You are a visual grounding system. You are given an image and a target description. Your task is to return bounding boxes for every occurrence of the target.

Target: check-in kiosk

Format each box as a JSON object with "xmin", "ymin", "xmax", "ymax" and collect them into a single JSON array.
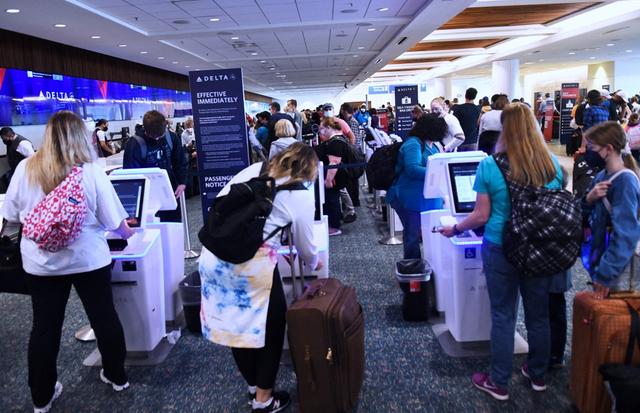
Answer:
[
  {"xmin": 110, "ymin": 168, "xmax": 184, "ymax": 325},
  {"xmin": 421, "ymin": 152, "xmax": 528, "ymax": 356}
]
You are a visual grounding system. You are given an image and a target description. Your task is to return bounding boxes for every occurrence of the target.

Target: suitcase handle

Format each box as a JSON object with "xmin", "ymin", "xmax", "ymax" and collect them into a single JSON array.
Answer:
[{"xmin": 286, "ymin": 226, "xmax": 306, "ymax": 300}]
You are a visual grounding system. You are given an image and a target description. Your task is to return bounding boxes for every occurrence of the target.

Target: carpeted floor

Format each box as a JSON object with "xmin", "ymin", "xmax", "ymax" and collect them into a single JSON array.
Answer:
[{"xmin": 1, "ymin": 168, "xmax": 587, "ymax": 412}]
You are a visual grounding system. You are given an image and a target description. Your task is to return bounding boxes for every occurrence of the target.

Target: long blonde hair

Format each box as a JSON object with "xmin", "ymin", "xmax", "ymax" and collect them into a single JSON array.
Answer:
[
  {"xmin": 266, "ymin": 142, "xmax": 318, "ymax": 185},
  {"xmin": 495, "ymin": 103, "xmax": 557, "ymax": 186},
  {"xmin": 26, "ymin": 111, "xmax": 94, "ymax": 194}
]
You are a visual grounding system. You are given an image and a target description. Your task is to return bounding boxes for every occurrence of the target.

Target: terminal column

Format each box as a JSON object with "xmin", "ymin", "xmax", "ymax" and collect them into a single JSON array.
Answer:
[
  {"xmin": 492, "ymin": 59, "xmax": 520, "ymax": 99},
  {"xmin": 432, "ymin": 77, "xmax": 453, "ymax": 101}
]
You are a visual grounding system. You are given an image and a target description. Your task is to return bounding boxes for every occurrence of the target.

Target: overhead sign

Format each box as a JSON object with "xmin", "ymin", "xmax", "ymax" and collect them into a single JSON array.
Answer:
[
  {"xmin": 189, "ymin": 68, "xmax": 250, "ymax": 223},
  {"xmin": 560, "ymin": 83, "xmax": 579, "ymax": 145},
  {"xmin": 394, "ymin": 85, "xmax": 418, "ymax": 139}
]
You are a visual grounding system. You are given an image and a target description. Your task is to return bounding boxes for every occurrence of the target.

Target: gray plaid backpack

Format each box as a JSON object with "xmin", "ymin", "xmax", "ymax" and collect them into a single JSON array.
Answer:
[{"xmin": 493, "ymin": 154, "xmax": 582, "ymax": 277}]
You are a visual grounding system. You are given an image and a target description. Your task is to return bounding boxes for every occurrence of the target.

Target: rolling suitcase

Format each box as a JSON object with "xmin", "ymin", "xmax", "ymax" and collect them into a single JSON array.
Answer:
[
  {"xmin": 571, "ymin": 286, "xmax": 640, "ymax": 413},
  {"xmin": 285, "ymin": 228, "xmax": 365, "ymax": 413}
]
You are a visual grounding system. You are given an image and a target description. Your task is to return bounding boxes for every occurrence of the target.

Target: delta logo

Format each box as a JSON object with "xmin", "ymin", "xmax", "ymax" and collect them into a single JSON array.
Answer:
[{"xmin": 196, "ymin": 73, "xmax": 236, "ymax": 83}]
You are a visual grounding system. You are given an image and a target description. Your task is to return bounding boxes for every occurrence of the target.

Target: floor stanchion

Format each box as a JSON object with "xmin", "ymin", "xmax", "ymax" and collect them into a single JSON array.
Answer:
[
  {"xmin": 180, "ymin": 191, "xmax": 200, "ymax": 259},
  {"xmin": 379, "ymin": 205, "xmax": 403, "ymax": 245}
]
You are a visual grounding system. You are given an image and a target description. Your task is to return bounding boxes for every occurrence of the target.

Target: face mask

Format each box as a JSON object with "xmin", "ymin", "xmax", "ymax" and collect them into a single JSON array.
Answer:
[
  {"xmin": 324, "ymin": 111, "xmax": 334, "ymax": 118},
  {"xmin": 431, "ymin": 107, "xmax": 443, "ymax": 116},
  {"xmin": 584, "ymin": 148, "xmax": 606, "ymax": 169},
  {"xmin": 103, "ymin": 127, "xmax": 109, "ymax": 132},
  {"xmin": 360, "ymin": 108, "xmax": 366, "ymax": 113},
  {"xmin": 2, "ymin": 138, "xmax": 10, "ymax": 146}
]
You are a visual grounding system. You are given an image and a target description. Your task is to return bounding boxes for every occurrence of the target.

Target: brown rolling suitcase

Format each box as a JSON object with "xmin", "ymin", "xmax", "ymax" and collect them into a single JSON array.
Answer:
[
  {"xmin": 571, "ymin": 291, "xmax": 640, "ymax": 413},
  {"xmin": 284, "ymin": 228, "xmax": 365, "ymax": 413}
]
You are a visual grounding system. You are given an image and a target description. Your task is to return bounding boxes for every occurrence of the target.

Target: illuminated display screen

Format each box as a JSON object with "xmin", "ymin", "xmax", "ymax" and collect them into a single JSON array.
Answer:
[{"xmin": 0, "ymin": 67, "xmax": 192, "ymax": 125}]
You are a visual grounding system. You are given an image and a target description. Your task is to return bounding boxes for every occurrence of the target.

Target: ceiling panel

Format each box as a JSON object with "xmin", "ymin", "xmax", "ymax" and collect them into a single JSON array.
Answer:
[
  {"xmin": 391, "ymin": 56, "xmax": 458, "ymax": 65},
  {"xmin": 397, "ymin": 0, "xmax": 429, "ymax": 17},
  {"xmin": 298, "ymin": 2, "xmax": 332, "ymax": 22},
  {"xmin": 275, "ymin": 31, "xmax": 308, "ymax": 55},
  {"xmin": 441, "ymin": 2, "xmax": 600, "ymax": 30},
  {"xmin": 409, "ymin": 38, "xmax": 504, "ymax": 52}
]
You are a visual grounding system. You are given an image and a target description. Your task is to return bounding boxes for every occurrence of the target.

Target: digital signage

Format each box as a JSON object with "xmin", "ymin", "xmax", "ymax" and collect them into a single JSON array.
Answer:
[{"xmin": 0, "ymin": 67, "xmax": 192, "ymax": 126}]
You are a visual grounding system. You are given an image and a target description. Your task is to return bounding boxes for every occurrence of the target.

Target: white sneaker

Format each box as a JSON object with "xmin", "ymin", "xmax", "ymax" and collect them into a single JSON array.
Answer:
[
  {"xmin": 100, "ymin": 369, "xmax": 130, "ymax": 392},
  {"xmin": 34, "ymin": 381, "xmax": 63, "ymax": 413}
]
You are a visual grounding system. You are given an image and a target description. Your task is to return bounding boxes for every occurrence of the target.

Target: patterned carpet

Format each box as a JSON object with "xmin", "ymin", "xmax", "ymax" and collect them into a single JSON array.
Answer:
[{"xmin": 0, "ymin": 168, "xmax": 588, "ymax": 412}]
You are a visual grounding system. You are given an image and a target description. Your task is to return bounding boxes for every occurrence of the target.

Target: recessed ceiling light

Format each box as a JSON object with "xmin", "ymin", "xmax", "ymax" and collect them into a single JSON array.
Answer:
[
  {"xmin": 377, "ymin": 7, "xmax": 389, "ymax": 12},
  {"xmin": 276, "ymin": 72, "xmax": 280, "ymax": 75},
  {"xmin": 269, "ymin": 67, "xmax": 275, "ymax": 70},
  {"xmin": 118, "ymin": 44, "xmax": 127, "ymax": 47},
  {"xmin": 538, "ymin": 58, "xmax": 544, "ymax": 62},
  {"xmin": 5, "ymin": 9, "xmax": 20, "ymax": 13},
  {"xmin": 140, "ymin": 51, "xmax": 148, "ymax": 54},
  {"xmin": 53, "ymin": 24, "xmax": 66, "ymax": 28},
  {"xmin": 158, "ymin": 56, "xmax": 165, "ymax": 59},
  {"xmin": 260, "ymin": 60, "xmax": 266, "ymax": 63},
  {"xmin": 353, "ymin": 55, "xmax": 359, "ymax": 57},
  {"xmin": 367, "ymin": 28, "xmax": 376, "ymax": 32},
  {"xmin": 91, "ymin": 35, "xmax": 101, "ymax": 39},
  {"xmin": 589, "ymin": 56, "xmax": 596, "ymax": 59},
  {"xmin": 209, "ymin": 17, "xmax": 220, "ymax": 22},
  {"xmin": 172, "ymin": 61, "xmax": 179, "ymax": 64},
  {"xmin": 357, "ymin": 46, "xmax": 365, "ymax": 50},
  {"xmin": 250, "ymin": 52, "xmax": 258, "ymax": 56},
  {"xmin": 568, "ymin": 51, "xmax": 576, "ymax": 55},
  {"xmin": 607, "ymin": 43, "xmax": 615, "ymax": 47},
  {"xmin": 231, "ymin": 36, "xmax": 239, "ymax": 40},
  {"xmin": 185, "ymin": 65, "xmax": 190, "ymax": 68},
  {"xmin": 524, "ymin": 62, "xmax": 534, "ymax": 65},
  {"xmin": 626, "ymin": 49, "xmax": 633, "ymax": 53}
]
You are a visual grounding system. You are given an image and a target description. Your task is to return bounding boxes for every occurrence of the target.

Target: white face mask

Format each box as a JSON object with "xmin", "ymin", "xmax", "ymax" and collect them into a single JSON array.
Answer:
[
  {"xmin": 324, "ymin": 110, "xmax": 334, "ymax": 118},
  {"xmin": 360, "ymin": 108, "xmax": 366, "ymax": 113}
]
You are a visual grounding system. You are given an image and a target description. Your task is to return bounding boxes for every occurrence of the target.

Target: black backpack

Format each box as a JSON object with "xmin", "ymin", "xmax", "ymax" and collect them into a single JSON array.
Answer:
[
  {"xmin": 198, "ymin": 172, "xmax": 306, "ymax": 264},
  {"xmin": 320, "ymin": 135, "xmax": 365, "ymax": 180},
  {"xmin": 493, "ymin": 154, "xmax": 582, "ymax": 277},
  {"xmin": 366, "ymin": 141, "xmax": 403, "ymax": 190}
]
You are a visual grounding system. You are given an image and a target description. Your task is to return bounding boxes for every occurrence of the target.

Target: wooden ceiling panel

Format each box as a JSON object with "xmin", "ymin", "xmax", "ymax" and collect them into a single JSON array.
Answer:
[
  {"xmin": 441, "ymin": 2, "xmax": 601, "ymax": 30},
  {"xmin": 391, "ymin": 57, "xmax": 458, "ymax": 65},
  {"xmin": 409, "ymin": 38, "xmax": 504, "ymax": 52},
  {"xmin": 380, "ymin": 67, "xmax": 433, "ymax": 72}
]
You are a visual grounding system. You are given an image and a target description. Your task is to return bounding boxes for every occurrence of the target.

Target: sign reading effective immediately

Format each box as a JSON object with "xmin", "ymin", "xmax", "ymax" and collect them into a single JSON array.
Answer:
[
  {"xmin": 394, "ymin": 85, "xmax": 418, "ymax": 139},
  {"xmin": 189, "ymin": 68, "xmax": 250, "ymax": 223},
  {"xmin": 560, "ymin": 83, "xmax": 579, "ymax": 145}
]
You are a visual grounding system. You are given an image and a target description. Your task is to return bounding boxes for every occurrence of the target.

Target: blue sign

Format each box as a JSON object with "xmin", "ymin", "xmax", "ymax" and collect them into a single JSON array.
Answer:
[
  {"xmin": 394, "ymin": 85, "xmax": 418, "ymax": 139},
  {"xmin": 464, "ymin": 248, "xmax": 476, "ymax": 259},
  {"xmin": 368, "ymin": 85, "xmax": 389, "ymax": 95},
  {"xmin": 0, "ymin": 67, "xmax": 191, "ymax": 126},
  {"xmin": 188, "ymin": 68, "xmax": 250, "ymax": 222}
]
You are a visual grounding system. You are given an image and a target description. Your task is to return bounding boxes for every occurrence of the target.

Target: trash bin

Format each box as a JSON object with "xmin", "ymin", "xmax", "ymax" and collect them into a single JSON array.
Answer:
[
  {"xmin": 179, "ymin": 271, "xmax": 202, "ymax": 334},
  {"xmin": 396, "ymin": 259, "xmax": 434, "ymax": 321}
]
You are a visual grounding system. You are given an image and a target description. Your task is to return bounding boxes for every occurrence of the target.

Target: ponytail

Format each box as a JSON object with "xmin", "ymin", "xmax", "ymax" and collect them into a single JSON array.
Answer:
[{"xmin": 622, "ymin": 153, "xmax": 640, "ymax": 177}]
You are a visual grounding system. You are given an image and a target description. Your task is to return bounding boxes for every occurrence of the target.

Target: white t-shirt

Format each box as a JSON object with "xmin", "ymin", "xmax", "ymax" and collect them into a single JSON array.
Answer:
[
  {"xmin": 16, "ymin": 140, "xmax": 35, "ymax": 158},
  {"xmin": 479, "ymin": 110, "xmax": 503, "ymax": 134},
  {"xmin": 442, "ymin": 113, "xmax": 465, "ymax": 151},
  {"xmin": 1, "ymin": 161, "xmax": 127, "ymax": 276},
  {"xmin": 181, "ymin": 128, "xmax": 194, "ymax": 146},
  {"xmin": 96, "ymin": 129, "xmax": 108, "ymax": 143},
  {"xmin": 217, "ymin": 162, "xmax": 319, "ymax": 269}
]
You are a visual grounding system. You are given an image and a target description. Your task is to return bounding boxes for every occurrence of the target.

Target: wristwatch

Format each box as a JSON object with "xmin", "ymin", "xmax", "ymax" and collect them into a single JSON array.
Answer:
[{"xmin": 453, "ymin": 224, "xmax": 462, "ymax": 236}]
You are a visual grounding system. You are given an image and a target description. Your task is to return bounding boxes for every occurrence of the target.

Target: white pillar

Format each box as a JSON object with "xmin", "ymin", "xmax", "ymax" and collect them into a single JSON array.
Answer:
[
  {"xmin": 492, "ymin": 59, "xmax": 520, "ymax": 100},
  {"xmin": 433, "ymin": 78, "xmax": 447, "ymax": 99},
  {"xmin": 445, "ymin": 77, "xmax": 453, "ymax": 100}
]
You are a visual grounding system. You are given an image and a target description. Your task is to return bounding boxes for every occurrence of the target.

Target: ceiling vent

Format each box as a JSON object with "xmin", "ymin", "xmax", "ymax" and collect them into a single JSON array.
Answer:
[
  {"xmin": 232, "ymin": 42, "xmax": 258, "ymax": 49},
  {"xmin": 172, "ymin": 19, "xmax": 190, "ymax": 25},
  {"xmin": 341, "ymin": 9, "xmax": 358, "ymax": 14},
  {"xmin": 356, "ymin": 22, "xmax": 372, "ymax": 27}
]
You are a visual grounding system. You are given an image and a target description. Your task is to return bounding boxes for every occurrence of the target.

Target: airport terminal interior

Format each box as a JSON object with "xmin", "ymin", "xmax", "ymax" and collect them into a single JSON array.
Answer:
[{"xmin": 1, "ymin": 0, "xmax": 640, "ymax": 412}]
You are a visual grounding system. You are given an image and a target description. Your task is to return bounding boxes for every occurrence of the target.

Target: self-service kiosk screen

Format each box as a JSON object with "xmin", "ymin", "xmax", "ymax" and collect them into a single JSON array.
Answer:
[
  {"xmin": 448, "ymin": 162, "xmax": 479, "ymax": 214},
  {"xmin": 111, "ymin": 179, "xmax": 145, "ymax": 228}
]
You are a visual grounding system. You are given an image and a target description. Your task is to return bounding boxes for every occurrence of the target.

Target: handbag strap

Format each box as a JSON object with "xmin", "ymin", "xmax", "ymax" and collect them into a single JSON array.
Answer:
[{"xmin": 623, "ymin": 302, "xmax": 640, "ymax": 365}]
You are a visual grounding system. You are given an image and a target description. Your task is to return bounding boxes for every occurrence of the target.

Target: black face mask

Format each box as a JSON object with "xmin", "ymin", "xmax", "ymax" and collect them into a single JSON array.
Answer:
[
  {"xmin": 2, "ymin": 138, "xmax": 10, "ymax": 146},
  {"xmin": 584, "ymin": 148, "xmax": 606, "ymax": 169}
]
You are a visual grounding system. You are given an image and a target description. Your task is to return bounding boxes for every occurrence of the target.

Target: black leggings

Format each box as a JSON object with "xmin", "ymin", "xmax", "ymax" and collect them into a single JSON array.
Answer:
[
  {"xmin": 232, "ymin": 268, "xmax": 287, "ymax": 389},
  {"xmin": 26, "ymin": 266, "xmax": 127, "ymax": 407}
]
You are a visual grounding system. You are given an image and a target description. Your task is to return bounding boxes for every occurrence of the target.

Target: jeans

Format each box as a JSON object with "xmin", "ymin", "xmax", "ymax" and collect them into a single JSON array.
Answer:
[
  {"xmin": 232, "ymin": 268, "xmax": 286, "ymax": 389},
  {"xmin": 549, "ymin": 292, "xmax": 567, "ymax": 365},
  {"xmin": 27, "ymin": 266, "xmax": 127, "ymax": 407},
  {"xmin": 340, "ymin": 188, "xmax": 355, "ymax": 216},
  {"xmin": 393, "ymin": 203, "xmax": 422, "ymax": 259},
  {"xmin": 325, "ymin": 187, "xmax": 342, "ymax": 229},
  {"xmin": 482, "ymin": 240, "xmax": 552, "ymax": 389}
]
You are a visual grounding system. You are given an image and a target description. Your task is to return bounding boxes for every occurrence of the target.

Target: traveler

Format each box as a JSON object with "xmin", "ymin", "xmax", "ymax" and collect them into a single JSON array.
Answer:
[
  {"xmin": 625, "ymin": 113, "xmax": 640, "ymax": 161},
  {"xmin": 480, "ymin": 97, "xmax": 491, "ymax": 114},
  {"xmin": 478, "ymin": 95, "xmax": 509, "ymax": 154},
  {"xmin": 319, "ymin": 103, "xmax": 355, "ymax": 144},
  {"xmin": 266, "ymin": 102, "xmax": 297, "ymax": 153},
  {"xmin": 452, "ymin": 87, "xmax": 481, "ymax": 151},
  {"xmin": 318, "ymin": 117, "xmax": 352, "ymax": 235},
  {"xmin": 92, "ymin": 119, "xmax": 114, "ymax": 157},
  {"xmin": 582, "ymin": 121, "xmax": 640, "ymax": 294},
  {"xmin": 199, "ymin": 143, "xmax": 321, "ymax": 413},
  {"xmin": 440, "ymin": 103, "xmax": 565, "ymax": 400},
  {"xmin": 354, "ymin": 104, "xmax": 371, "ymax": 127},
  {"xmin": 386, "ymin": 113, "xmax": 447, "ymax": 259},
  {"xmin": 122, "ymin": 110, "xmax": 188, "ymax": 222},
  {"xmin": 387, "ymin": 105, "xmax": 396, "ymax": 133},
  {"xmin": 369, "ymin": 108, "xmax": 380, "ymax": 129},
  {"xmin": 181, "ymin": 118, "xmax": 195, "ymax": 146},
  {"xmin": 631, "ymin": 95, "xmax": 640, "ymax": 114},
  {"xmin": 255, "ymin": 111, "xmax": 271, "ymax": 147},
  {"xmin": 411, "ymin": 105, "xmax": 425, "ymax": 122},
  {"xmin": 431, "ymin": 97, "xmax": 465, "ymax": 152},
  {"xmin": 0, "ymin": 126, "xmax": 35, "ymax": 180},
  {"xmin": 339, "ymin": 103, "xmax": 363, "ymax": 151},
  {"xmin": 583, "ymin": 90, "xmax": 609, "ymax": 132},
  {"xmin": 609, "ymin": 90, "xmax": 631, "ymax": 123},
  {"xmin": 339, "ymin": 103, "xmax": 364, "ymax": 212},
  {"xmin": 1, "ymin": 111, "xmax": 134, "ymax": 412},
  {"xmin": 286, "ymin": 99, "xmax": 303, "ymax": 141},
  {"xmin": 269, "ymin": 119, "xmax": 297, "ymax": 160}
]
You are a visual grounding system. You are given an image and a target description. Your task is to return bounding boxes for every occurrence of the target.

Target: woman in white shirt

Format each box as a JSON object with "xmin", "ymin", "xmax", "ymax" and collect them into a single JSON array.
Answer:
[
  {"xmin": 199, "ymin": 143, "xmax": 322, "ymax": 413},
  {"xmin": 1, "ymin": 111, "xmax": 134, "ymax": 413},
  {"xmin": 268, "ymin": 119, "xmax": 298, "ymax": 160},
  {"xmin": 478, "ymin": 95, "xmax": 508, "ymax": 154}
]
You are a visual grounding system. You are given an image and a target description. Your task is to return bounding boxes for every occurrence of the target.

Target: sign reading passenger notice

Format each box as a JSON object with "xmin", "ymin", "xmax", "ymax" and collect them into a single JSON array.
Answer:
[
  {"xmin": 394, "ymin": 85, "xmax": 418, "ymax": 139},
  {"xmin": 560, "ymin": 83, "xmax": 579, "ymax": 145},
  {"xmin": 189, "ymin": 68, "xmax": 249, "ymax": 223}
]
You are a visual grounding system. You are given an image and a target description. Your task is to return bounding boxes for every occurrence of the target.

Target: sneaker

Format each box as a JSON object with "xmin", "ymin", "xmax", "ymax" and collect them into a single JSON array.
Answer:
[
  {"xmin": 328, "ymin": 228, "xmax": 342, "ymax": 236},
  {"xmin": 472, "ymin": 372, "xmax": 509, "ymax": 401},
  {"xmin": 100, "ymin": 369, "xmax": 130, "ymax": 392},
  {"xmin": 521, "ymin": 364, "xmax": 547, "ymax": 391},
  {"xmin": 252, "ymin": 391, "xmax": 291, "ymax": 413},
  {"xmin": 34, "ymin": 382, "xmax": 63, "ymax": 413},
  {"xmin": 343, "ymin": 213, "xmax": 357, "ymax": 224}
]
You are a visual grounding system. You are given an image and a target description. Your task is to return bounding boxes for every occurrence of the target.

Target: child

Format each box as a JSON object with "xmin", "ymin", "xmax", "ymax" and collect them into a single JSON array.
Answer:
[{"xmin": 624, "ymin": 113, "xmax": 640, "ymax": 162}]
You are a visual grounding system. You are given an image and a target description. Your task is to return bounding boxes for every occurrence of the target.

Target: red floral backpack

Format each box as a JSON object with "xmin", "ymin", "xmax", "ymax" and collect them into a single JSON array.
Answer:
[{"xmin": 22, "ymin": 165, "xmax": 88, "ymax": 252}]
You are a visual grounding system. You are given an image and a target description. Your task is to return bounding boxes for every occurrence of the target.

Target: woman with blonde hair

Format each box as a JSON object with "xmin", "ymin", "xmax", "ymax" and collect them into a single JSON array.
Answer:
[
  {"xmin": 269, "ymin": 118, "xmax": 297, "ymax": 160},
  {"xmin": 1, "ymin": 111, "xmax": 134, "ymax": 412},
  {"xmin": 440, "ymin": 103, "xmax": 564, "ymax": 400},
  {"xmin": 199, "ymin": 143, "xmax": 322, "ymax": 413}
]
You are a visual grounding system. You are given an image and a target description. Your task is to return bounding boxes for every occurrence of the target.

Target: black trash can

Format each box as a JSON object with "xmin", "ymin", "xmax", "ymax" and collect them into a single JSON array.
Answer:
[
  {"xmin": 179, "ymin": 271, "xmax": 202, "ymax": 334},
  {"xmin": 396, "ymin": 259, "xmax": 434, "ymax": 321}
]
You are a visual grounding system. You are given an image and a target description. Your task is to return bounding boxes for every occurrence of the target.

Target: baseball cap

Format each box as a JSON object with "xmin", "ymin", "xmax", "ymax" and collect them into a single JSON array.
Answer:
[
  {"xmin": 322, "ymin": 103, "xmax": 334, "ymax": 111},
  {"xmin": 614, "ymin": 90, "xmax": 628, "ymax": 101},
  {"xmin": 600, "ymin": 89, "xmax": 611, "ymax": 98}
]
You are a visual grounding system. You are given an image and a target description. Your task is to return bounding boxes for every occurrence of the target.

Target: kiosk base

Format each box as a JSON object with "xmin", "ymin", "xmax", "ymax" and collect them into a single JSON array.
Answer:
[
  {"xmin": 83, "ymin": 338, "xmax": 176, "ymax": 367},
  {"xmin": 431, "ymin": 321, "xmax": 529, "ymax": 358}
]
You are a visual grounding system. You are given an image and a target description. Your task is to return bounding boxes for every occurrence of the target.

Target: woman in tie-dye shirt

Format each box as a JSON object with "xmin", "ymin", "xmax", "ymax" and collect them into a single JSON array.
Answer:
[{"xmin": 199, "ymin": 143, "xmax": 322, "ymax": 412}]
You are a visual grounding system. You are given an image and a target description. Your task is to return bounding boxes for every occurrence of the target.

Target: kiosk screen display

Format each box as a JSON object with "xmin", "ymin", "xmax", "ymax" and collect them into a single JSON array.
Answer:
[
  {"xmin": 111, "ymin": 179, "xmax": 145, "ymax": 228},
  {"xmin": 448, "ymin": 162, "xmax": 479, "ymax": 214}
]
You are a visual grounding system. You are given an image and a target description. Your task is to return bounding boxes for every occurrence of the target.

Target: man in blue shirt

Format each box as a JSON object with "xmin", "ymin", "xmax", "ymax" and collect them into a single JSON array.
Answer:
[{"xmin": 583, "ymin": 90, "xmax": 610, "ymax": 131}]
